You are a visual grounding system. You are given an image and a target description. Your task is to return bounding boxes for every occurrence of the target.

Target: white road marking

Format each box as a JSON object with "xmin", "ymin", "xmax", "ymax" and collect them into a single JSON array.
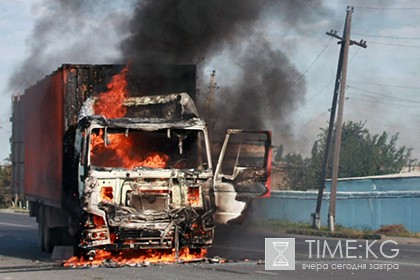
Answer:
[
  {"xmin": 0, "ymin": 222, "xmax": 34, "ymax": 228},
  {"xmin": 212, "ymin": 245, "xmax": 265, "ymax": 253},
  {"xmin": 255, "ymin": 271, "xmax": 278, "ymax": 275}
]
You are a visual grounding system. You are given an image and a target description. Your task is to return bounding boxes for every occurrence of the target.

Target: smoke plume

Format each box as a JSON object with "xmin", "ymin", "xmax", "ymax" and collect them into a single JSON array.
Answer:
[
  {"xmin": 8, "ymin": 0, "xmax": 131, "ymax": 91},
  {"xmin": 120, "ymin": 0, "xmax": 327, "ymax": 143},
  {"xmin": 11, "ymin": 0, "xmax": 328, "ymax": 149},
  {"xmin": 120, "ymin": 0, "xmax": 263, "ymax": 64}
]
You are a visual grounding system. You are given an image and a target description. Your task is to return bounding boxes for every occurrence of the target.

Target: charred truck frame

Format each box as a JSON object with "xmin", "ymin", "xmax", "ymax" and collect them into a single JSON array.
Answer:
[{"xmin": 11, "ymin": 64, "xmax": 271, "ymax": 256}]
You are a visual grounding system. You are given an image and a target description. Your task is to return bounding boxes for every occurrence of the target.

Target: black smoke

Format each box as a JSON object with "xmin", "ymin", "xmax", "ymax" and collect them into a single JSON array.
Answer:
[
  {"xmin": 216, "ymin": 36, "xmax": 305, "ymax": 139},
  {"xmin": 120, "ymin": 0, "xmax": 327, "ymax": 142},
  {"xmin": 10, "ymin": 0, "xmax": 328, "ymax": 148},
  {"xmin": 120, "ymin": 0, "xmax": 264, "ymax": 64}
]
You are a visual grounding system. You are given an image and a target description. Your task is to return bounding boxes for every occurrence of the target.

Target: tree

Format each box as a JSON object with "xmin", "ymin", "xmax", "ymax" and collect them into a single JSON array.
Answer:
[
  {"xmin": 0, "ymin": 162, "xmax": 12, "ymax": 208},
  {"xmin": 280, "ymin": 121, "xmax": 416, "ymax": 190},
  {"xmin": 276, "ymin": 147, "xmax": 320, "ymax": 191},
  {"xmin": 282, "ymin": 152, "xmax": 311, "ymax": 190},
  {"xmin": 312, "ymin": 121, "xmax": 415, "ymax": 181}
]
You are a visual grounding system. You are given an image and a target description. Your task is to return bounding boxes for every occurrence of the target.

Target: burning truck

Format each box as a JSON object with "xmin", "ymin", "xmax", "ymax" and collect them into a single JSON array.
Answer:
[{"xmin": 11, "ymin": 64, "xmax": 271, "ymax": 260}]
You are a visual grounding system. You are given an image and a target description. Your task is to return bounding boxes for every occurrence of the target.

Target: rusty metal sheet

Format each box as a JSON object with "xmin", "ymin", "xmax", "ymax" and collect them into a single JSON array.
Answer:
[
  {"xmin": 23, "ymin": 69, "xmax": 64, "ymax": 207},
  {"xmin": 11, "ymin": 95, "xmax": 25, "ymax": 196}
]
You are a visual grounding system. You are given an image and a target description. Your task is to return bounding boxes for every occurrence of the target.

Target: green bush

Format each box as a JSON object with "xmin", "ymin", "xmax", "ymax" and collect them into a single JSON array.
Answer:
[{"xmin": 0, "ymin": 163, "xmax": 12, "ymax": 208}]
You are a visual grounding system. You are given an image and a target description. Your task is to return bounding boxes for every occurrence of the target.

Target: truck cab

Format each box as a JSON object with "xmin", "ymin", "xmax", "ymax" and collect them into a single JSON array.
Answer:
[
  {"xmin": 76, "ymin": 116, "xmax": 215, "ymax": 253},
  {"xmin": 70, "ymin": 93, "xmax": 271, "ymax": 256}
]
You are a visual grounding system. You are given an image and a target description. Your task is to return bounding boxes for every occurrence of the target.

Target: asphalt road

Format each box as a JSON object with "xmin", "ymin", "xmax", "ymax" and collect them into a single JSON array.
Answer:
[{"xmin": 1, "ymin": 210, "xmax": 420, "ymax": 280}]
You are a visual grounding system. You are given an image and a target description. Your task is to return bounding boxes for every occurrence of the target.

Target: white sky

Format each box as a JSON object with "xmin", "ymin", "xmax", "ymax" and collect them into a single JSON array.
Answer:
[
  {"xmin": 0, "ymin": 1, "xmax": 36, "ymax": 163},
  {"xmin": 1, "ymin": 0, "xmax": 420, "ymax": 163},
  {"xmin": 290, "ymin": 2, "xmax": 420, "ymax": 159}
]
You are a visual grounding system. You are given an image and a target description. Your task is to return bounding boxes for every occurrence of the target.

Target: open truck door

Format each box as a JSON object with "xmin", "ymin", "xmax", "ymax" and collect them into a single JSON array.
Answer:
[{"xmin": 213, "ymin": 129, "xmax": 272, "ymax": 224}]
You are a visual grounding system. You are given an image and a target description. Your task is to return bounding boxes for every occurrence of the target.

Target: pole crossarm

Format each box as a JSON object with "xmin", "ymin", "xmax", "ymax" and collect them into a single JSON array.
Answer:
[{"xmin": 326, "ymin": 30, "xmax": 367, "ymax": 48}]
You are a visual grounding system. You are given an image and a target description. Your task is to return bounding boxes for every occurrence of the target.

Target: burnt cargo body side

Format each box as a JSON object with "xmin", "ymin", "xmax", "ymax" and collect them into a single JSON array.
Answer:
[{"xmin": 17, "ymin": 65, "xmax": 124, "ymax": 208}]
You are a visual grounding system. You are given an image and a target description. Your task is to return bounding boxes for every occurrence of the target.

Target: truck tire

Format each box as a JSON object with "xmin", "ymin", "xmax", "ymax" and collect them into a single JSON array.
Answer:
[
  {"xmin": 38, "ymin": 209, "xmax": 45, "ymax": 251},
  {"xmin": 39, "ymin": 205, "xmax": 57, "ymax": 253},
  {"xmin": 40, "ymin": 205, "xmax": 52, "ymax": 252},
  {"xmin": 43, "ymin": 220, "xmax": 54, "ymax": 253}
]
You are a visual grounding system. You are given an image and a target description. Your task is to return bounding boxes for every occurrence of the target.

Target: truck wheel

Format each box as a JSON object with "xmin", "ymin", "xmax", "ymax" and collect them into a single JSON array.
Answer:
[
  {"xmin": 43, "ymin": 221, "xmax": 54, "ymax": 253},
  {"xmin": 39, "ymin": 205, "xmax": 55, "ymax": 253},
  {"xmin": 38, "ymin": 211, "xmax": 45, "ymax": 251}
]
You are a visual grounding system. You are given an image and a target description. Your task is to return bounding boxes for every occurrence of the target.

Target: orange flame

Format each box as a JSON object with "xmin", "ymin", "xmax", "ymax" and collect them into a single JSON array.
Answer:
[
  {"xmin": 187, "ymin": 187, "xmax": 200, "ymax": 206},
  {"xmin": 63, "ymin": 248, "xmax": 207, "ymax": 267},
  {"xmin": 100, "ymin": 187, "xmax": 114, "ymax": 203},
  {"xmin": 90, "ymin": 130, "xmax": 169, "ymax": 169},
  {"xmin": 90, "ymin": 67, "xmax": 169, "ymax": 169},
  {"xmin": 94, "ymin": 67, "xmax": 128, "ymax": 118}
]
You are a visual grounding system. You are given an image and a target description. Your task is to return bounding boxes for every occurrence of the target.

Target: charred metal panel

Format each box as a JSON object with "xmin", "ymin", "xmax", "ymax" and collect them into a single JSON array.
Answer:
[
  {"xmin": 63, "ymin": 64, "xmax": 124, "ymax": 131},
  {"xmin": 23, "ymin": 70, "xmax": 64, "ymax": 207},
  {"xmin": 11, "ymin": 95, "xmax": 25, "ymax": 197},
  {"xmin": 62, "ymin": 64, "xmax": 196, "ymax": 130},
  {"xmin": 124, "ymin": 93, "xmax": 200, "ymax": 120},
  {"xmin": 127, "ymin": 64, "xmax": 197, "ymax": 100}
]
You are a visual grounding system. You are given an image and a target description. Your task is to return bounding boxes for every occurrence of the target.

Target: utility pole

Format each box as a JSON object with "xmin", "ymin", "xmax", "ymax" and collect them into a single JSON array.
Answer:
[
  {"xmin": 312, "ymin": 6, "xmax": 366, "ymax": 231},
  {"xmin": 312, "ymin": 31, "xmax": 344, "ymax": 229},
  {"xmin": 328, "ymin": 6, "xmax": 367, "ymax": 232}
]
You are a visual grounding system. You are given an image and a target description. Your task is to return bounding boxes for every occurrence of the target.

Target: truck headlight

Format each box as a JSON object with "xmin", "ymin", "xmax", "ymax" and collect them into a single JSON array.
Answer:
[
  {"xmin": 100, "ymin": 186, "xmax": 114, "ymax": 203},
  {"xmin": 187, "ymin": 186, "xmax": 201, "ymax": 207}
]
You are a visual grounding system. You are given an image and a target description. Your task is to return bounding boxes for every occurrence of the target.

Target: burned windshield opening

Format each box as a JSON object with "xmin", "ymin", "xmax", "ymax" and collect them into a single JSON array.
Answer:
[{"xmin": 89, "ymin": 127, "xmax": 207, "ymax": 170}]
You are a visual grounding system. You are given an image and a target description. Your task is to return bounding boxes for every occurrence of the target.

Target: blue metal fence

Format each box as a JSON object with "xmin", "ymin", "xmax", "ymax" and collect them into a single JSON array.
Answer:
[{"xmin": 250, "ymin": 174, "xmax": 420, "ymax": 232}]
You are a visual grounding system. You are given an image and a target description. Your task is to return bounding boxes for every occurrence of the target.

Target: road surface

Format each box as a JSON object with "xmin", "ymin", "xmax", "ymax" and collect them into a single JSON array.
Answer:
[{"xmin": 1, "ymin": 210, "xmax": 420, "ymax": 279}]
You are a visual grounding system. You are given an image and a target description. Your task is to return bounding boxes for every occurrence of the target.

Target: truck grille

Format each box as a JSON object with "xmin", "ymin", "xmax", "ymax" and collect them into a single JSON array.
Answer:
[
  {"xmin": 120, "ymin": 229, "xmax": 162, "ymax": 239},
  {"xmin": 119, "ymin": 228, "xmax": 174, "ymax": 249},
  {"xmin": 129, "ymin": 193, "xmax": 169, "ymax": 211}
]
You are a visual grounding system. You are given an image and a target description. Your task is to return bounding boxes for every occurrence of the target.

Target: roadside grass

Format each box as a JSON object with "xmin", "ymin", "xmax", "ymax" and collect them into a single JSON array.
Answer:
[{"xmin": 250, "ymin": 219, "xmax": 420, "ymax": 239}]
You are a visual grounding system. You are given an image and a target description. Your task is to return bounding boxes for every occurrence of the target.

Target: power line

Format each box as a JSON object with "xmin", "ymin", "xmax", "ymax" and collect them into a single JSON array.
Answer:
[
  {"xmin": 345, "ymin": 106, "xmax": 420, "ymax": 145},
  {"xmin": 301, "ymin": 110, "xmax": 329, "ymax": 128},
  {"xmin": 349, "ymin": 47, "xmax": 361, "ymax": 62},
  {"xmin": 347, "ymin": 85, "xmax": 420, "ymax": 103},
  {"xmin": 348, "ymin": 96, "xmax": 420, "ymax": 108},
  {"xmin": 352, "ymin": 33, "xmax": 420, "ymax": 40},
  {"xmin": 348, "ymin": 80, "xmax": 420, "ymax": 90},
  {"xmin": 284, "ymin": 78, "xmax": 335, "ymax": 129},
  {"xmin": 368, "ymin": 40, "xmax": 420, "ymax": 48},
  {"xmin": 348, "ymin": 93, "xmax": 420, "ymax": 108},
  {"xmin": 269, "ymin": 37, "xmax": 335, "ymax": 121},
  {"xmin": 286, "ymin": 37, "xmax": 334, "ymax": 90},
  {"xmin": 353, "ymin": 6, "xmax": 420, "ymax": 10},
  {"xmin": 303, "ymin": 77, "xmax": 335, "ymax": 106},
  {"xmin": 346, "ymin": 105, "xmax": 419, "ymax": 130}
]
